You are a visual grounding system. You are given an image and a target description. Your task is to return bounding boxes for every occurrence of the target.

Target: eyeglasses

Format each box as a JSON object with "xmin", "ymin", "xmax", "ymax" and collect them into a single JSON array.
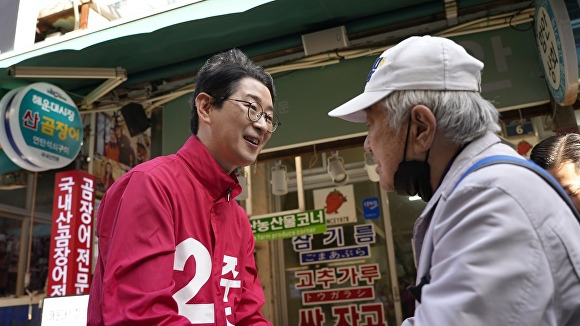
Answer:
[{"xmin": 225, "ymin": 98, "xmax": 281, "ymax": 133}]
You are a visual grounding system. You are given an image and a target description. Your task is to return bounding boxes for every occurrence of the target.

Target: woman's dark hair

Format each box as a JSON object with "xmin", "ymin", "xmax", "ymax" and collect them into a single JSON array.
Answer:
[
  {"xmin": 189, "ymin": 48, "xmax": 275, "ymax": 135},
  {"xmin": 530, "ymin": 133, "xmax": 580, "ymax": 172}
]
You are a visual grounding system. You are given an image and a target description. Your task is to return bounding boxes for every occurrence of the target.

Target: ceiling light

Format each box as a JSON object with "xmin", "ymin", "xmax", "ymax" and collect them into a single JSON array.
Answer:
[
  {"xmin": 271, "ymin": 160, "xmax": 288, "ymax": 196},
  {"xmin": 8, "ymin": 66, "xmax": 121, "ymax": 79},
  {"xmin": 327, "ymin": 151, "xmax": 349, "ymax": 185},
  {"xmin": 8, "ymin": 65, "xmax": 128, "ymax": 109},
  {"xmin": 364, "ymin": 152, "xmax": 380, "ymax": 182}
]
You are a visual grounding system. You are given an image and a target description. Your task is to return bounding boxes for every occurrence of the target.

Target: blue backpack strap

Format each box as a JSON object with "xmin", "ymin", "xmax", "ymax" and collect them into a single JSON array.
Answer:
[{"xmin": 453, "ymin": 155, "xmax": 580, "ymax": 223}]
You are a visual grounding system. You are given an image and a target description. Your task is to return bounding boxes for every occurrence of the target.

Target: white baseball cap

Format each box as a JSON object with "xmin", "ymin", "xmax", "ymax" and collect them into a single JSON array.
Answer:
[{"xmin": 328, "ymin": 35, "xmax": 484, "ymax": 122}]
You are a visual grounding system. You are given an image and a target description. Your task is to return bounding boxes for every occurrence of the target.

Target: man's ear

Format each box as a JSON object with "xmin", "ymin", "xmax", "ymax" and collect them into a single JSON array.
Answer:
[
  {"xmin": 196, "ymin": 92, "xmax": 213, "ymax": 125},
  {"xmin": 410, "ymin": 105, "xmax": 436, "ymax": 152}
]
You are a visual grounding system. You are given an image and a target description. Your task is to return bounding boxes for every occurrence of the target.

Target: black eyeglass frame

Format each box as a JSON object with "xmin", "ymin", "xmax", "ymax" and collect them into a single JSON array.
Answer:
[{"xmin": 224, "ymin": 98, "xmax": 281, "ymax": 133}]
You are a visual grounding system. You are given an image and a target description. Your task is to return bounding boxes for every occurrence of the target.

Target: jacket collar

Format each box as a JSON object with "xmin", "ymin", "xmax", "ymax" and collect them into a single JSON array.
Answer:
[
  {"xmin": 412, "ymin": 132, "xmax": 504, "ymax": 263},
  {"xmin": 177, "ymin": 136, "xmax": 242, "ymax": 200},
  {"xmin": 421, "ymin": 132, "xmax": 503, "ymax": 215}
]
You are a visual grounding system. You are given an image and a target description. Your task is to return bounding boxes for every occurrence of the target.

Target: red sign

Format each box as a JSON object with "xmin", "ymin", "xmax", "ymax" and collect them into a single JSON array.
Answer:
[{"xmin": 47, "ymin": 170, "xmax": 95, "ymax": 297}]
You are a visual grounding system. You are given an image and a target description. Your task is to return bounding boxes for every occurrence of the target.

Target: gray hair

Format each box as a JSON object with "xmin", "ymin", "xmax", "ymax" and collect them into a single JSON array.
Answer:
[{"xmin": 380, "ymin": 90, "xmax": 500, "ymax": 145}]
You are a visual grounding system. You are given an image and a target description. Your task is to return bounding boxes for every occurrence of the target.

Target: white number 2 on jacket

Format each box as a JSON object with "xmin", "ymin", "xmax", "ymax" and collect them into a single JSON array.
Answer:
[{"xmin": 173, "ymin": 238, "xmax": 214, "ymax": 323}]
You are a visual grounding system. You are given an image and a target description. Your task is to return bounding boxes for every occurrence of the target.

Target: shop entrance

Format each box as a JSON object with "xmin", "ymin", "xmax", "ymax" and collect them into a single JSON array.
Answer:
[{"xmin": 242, "ymin": 145, "xmax": 426, "ymax": 325}]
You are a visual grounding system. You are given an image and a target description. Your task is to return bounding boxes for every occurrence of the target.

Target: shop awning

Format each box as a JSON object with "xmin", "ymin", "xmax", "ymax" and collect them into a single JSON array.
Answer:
[
  {"xmin": 0, "ymin": 0, "xmax": 538, "ymax": 109},
  {"xmin": 0, "ymin": 0, "xmax": 275, "ymax": 92},
  {"xmin": 0, "ymin": 0, "xmax": 275, "ymax": 68},
  {"xmin": 0, "ymin": 0, "xmax": 451, "ymax": 97}
]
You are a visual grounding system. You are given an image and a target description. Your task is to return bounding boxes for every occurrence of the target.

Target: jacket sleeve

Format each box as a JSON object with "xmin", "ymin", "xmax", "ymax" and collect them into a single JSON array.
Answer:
[
  {"xmin": 97, "ymin": 171, "xmax": 192, "ymax": 325},
  {"xmin": 235, "ymin": 223, "xmax": 273, "ymax": 326},
  {"xmin": 406, "ymin": 183, "xmax": 553, "ymax": 326}
]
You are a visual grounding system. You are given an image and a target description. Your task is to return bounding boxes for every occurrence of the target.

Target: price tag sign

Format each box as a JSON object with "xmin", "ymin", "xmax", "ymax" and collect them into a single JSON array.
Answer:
[{"xmin": 505, "ymin": 118, "xmax": 534, "ymax": 137}]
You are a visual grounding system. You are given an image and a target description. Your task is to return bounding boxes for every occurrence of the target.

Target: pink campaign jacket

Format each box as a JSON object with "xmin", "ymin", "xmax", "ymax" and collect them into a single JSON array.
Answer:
[{"xmin": 88, "ymin": 136, "xmax": 271, "ymax": 326}]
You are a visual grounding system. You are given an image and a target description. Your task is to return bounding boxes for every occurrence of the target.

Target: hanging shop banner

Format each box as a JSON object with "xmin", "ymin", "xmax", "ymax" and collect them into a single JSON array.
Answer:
[
  {"xmin": 250, "ymin": 209, "xmax": 326, "ymax": 242},
  {"xmin": 535, "ymin": 0, "xmax": 579, "ymax": 105},
  {"xmin": 0, "ymin": 83, "xmax": 83, "ymax": 171},
  {"xmin": 47, "ymin": 170, "xmax": 95, "ymax": 297},
  {"xmin": 313, "ymin": 185, "xmax": 357, "ymax": 225}
]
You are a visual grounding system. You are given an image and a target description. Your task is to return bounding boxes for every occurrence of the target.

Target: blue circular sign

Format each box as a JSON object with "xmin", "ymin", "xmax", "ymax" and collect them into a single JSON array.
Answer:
[
  {"xmin": 0, "ymin": 83, "xmax": 83, "ymax": 171},
  {"xmin": 535, "ymin": 0, "xmax": 579, "ymax": 105}
]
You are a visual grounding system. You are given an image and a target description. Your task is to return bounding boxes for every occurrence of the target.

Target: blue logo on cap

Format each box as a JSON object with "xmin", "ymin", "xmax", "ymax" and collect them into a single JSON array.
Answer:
[{"xmin": 366, "ymin": 57, "xmax": 386, "ymax": 82}]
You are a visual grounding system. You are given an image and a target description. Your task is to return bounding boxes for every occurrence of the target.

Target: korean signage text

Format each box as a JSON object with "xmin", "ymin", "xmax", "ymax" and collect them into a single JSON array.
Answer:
[
  {"xmin": 47, "ymin": 170, "xmax": 95, "ymax": 297},
  {"xmin": 251, "ymin": 209, "xmax": 326, "ymax": 242},
  {"xmin": 0, "ymin": 82, "xmax": 83, "ymax": 172},
  {"xmin": 291, "ymin": 223, "xmax": 387, "ymax": 325}
]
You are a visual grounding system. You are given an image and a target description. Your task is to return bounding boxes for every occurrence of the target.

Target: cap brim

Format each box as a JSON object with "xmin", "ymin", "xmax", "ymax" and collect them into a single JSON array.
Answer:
[{"xmin": 328, "ymin": 90, "xmax": 392, "ymax": 122}]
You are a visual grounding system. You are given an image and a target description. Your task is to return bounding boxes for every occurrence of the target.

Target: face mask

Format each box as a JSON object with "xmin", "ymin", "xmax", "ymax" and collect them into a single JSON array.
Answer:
[{"xmin": 393, "ymin": 117, "xmax": 433, "ymax": 201}]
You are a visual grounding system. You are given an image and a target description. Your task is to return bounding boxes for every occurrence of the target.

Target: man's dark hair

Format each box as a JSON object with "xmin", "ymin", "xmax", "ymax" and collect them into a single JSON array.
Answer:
[
  {"xmin": 189, "ymin": 48, "xmax": 275, "ymax": 135},
  {"xmin": 530, "ymin": 133, "xmax": 580, "ymax": 172}
]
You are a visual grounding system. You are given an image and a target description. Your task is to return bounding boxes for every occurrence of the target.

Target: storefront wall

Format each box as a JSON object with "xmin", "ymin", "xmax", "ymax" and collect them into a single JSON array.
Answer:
[
  {"xmin": 206, "ymin": 24, "xmax": 548, "ymax": 325},
  {"xmin": 0, "ymin": 22, "xmax": 555, "ymax": 325}
]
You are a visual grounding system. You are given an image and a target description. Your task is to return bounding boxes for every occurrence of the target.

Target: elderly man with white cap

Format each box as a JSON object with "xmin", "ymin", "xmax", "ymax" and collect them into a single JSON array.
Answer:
[{"xmin": 328, "ymin": 35, "xmax": 580, "ymax": 325}]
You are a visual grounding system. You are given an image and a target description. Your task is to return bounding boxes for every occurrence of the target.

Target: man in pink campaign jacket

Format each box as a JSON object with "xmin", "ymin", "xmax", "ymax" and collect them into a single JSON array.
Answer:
[
  {"xmin": 88, "ymin": 48, "xmax": 280, "ymax": 325},
  {"xmin": 328, "ymin": 35, "xmax": 580, "ymax": 325}
]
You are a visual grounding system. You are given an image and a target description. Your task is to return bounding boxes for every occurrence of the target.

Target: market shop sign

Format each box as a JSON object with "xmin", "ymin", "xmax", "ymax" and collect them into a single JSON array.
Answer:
[
  {"xmin": 535, "ymin": 0, "xmax": 579, "ymax": 106},
  {"xmin": 47, "ymin": 170, "xmax": 95, "ymax": 297},
  {"xmin": 250, "ymin": 209, "xmax": 326, "ymax": 242},
  {"xmin": 313, "ymin": 185, "xmax": 357, "ymax": 225},
  {"xmin": 0, "ymin": 82, "xmax": 83, "ymax": 171}
]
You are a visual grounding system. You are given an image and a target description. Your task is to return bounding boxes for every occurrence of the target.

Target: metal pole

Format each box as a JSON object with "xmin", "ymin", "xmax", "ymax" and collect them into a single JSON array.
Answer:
[{"xmin": 24, "ymin": 172, "xmax": 38, "ymax": 320}]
